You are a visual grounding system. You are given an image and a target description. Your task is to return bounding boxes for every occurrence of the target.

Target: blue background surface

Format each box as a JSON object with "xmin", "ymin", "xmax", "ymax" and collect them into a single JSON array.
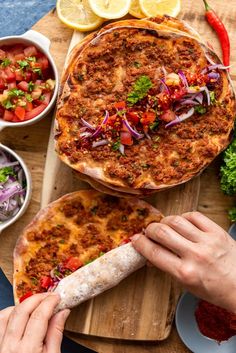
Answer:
[{"xmin": 0, "ymin": 0, "xmax": 56, "ymax": 37}]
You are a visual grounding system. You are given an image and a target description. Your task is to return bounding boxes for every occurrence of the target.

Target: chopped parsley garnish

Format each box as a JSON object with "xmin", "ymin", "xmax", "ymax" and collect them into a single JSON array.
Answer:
[
  {"xmin": 220, "ymin": 137, "xmax": 236, "ymax": 195},
  {"xmin": 17, "ymin": 60, "xmax": 30, "ymax": 69},
  {"xmin": 112, "ymin": 141, "xmax": 121, "ymax": 151},
  {"xmin": 90, "ymin": 206, "xmax": 98, "ymax": 215},
  {"xmin": 77, "ymin": 74, "xmax": 84, "ymax": 81},
  {"xmin": 2, "ymin": 100, "xmax": 14, "ymax": 109},
  {"xmin": 141, "ymin": 164, "xmax": 150, "ymax": 169},
  {"xmin": 25, "ymin": 93, "xmax": 33, "ymax": 102},
  {"xmin": 8, "ymin": 88, "xmax": 25, "ymax": 97},
  {"xmin": 59, "ymin": 239, "xmax": 65, "ymax": 244},
  {"xmin": 0, "ymin": 167, "xmax": 15, "ymax": 183},
  {"xmin": 1, "ymin": 58, "xmax": 11, "ymax": 67},
  {"xmin": 99, "ymin": 252, "xmax": 105, "ymax": 257},
  {"xmin": 27, "ymin": 56, "xmax": 36, "ymax": 62},
  {"xmin": 39, "ymin": 94, "xmax": 45, "ymax": 101},
  {"xmin": 194, "ymin": 105, "xmax": 207, "ymax": 114},
  {"xmin": 121, "ymin": 215, "xmax": 128, "ymax": 222},
  {"xmin": 133, "ymin": 61, "xmax": 141, "ymax": 68},
  {"xmin": 32, "ymin": 67, "xmax": 42, "ymax": 75},
  {"xmin": 30, "ymin": 277, "xmax": 38, "ymax": 285},
  {"xmin": 28, "ymin": 81, "xmax": 35, "ymax": 92},
  {"xmin": 210, "ymin": 91, "xmax": 216, "ymax": 104},
  {"xmin": 127, "ymin": 75, "xmax": 153, "ymax": 105},
  {"xmin": 149, "ymin": 120, "xmax": 159, "ymax": 131}
]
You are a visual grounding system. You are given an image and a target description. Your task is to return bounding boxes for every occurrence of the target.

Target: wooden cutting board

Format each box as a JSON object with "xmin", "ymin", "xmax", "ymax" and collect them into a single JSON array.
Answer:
[{"xmin": 40, "ymin": 14, "xmax": 202, "ymax": 341}]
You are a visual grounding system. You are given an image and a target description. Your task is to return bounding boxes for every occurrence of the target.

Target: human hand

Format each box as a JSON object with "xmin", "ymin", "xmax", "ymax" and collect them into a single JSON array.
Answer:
[
  {"xmin": 0, "ymin": 292, "xmax": 70, "ymax": 353},
  {"xmin": 132, "ymin": 212, "xmax": 236, "ymax": 312}
]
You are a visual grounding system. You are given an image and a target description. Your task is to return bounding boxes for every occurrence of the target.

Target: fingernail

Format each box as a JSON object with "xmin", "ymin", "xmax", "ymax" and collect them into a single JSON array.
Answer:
[{"xmin": 131, "ymin": 234, "xmax": 141, "ymax": 241}]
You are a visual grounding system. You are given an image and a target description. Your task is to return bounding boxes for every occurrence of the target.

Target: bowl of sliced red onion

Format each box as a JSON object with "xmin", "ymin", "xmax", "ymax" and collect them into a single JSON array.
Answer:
[{"xmin": 0, "ymin": 143, "xmax": 31, "ymax": 231}]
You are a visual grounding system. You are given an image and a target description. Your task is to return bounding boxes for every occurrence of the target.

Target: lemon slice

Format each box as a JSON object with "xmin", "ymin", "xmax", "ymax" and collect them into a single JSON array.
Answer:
[
  {"xmin": 88, "ymin": 0, "xmax": 131, "ymax": 19},
  {"xmin": 56, "ymin": 0, "xmax": 103, "ymax": 32},
  {"xmin": 129, "ymin": 0, "xmax": 145, "ymax": 18},
  {"xmin": 139, "ymin": 0, "xmax": 181, "ymax": 18}
]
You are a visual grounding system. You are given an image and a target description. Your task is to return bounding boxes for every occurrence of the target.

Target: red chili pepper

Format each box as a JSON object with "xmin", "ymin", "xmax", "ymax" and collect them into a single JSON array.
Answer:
[{"xmin": 203, "ymin": 0, "xmax": 230, "ymax": 67}]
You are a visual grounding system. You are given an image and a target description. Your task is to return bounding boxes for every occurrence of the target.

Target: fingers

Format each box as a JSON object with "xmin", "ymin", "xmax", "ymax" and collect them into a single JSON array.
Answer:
[
  {"xmin": 132, "ymin": 233, "xmax": 181, "ymax": 278},
  {"xmin": 45, "ymin": 309, "xmax": 70, "ymax": 353},
  {"xmin": 4, "ymin": 293, "xmax": 51, "ymax": 342},
  {"xmin": 145, "ymin": 222, "xmax": 193, "ymax": 256},
  {"xmin": 161, "ymin": 215, "xmax": 203, "ymax": 242},
  {"xmin": 182, "ymin": 211, "xmax": 224, "ymax": 233},
  {"xmin": 0, "ymin": 307, "xmax": 14, "ymax": 343},
  {"xmin": 22, "ymin": 293, "xmax": 61, "ymax": 349}
]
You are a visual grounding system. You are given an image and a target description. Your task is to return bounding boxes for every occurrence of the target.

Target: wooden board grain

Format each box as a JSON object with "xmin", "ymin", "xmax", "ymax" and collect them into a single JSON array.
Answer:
[{"xmin": 0, "ymin": 0, "xmax": 235, "ymax": 351}]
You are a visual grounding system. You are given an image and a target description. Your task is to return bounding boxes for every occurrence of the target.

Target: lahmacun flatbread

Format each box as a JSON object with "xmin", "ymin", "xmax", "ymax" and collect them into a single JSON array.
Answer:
[
  {"xmin": 13, "ymin": 190, "xmax": 162, "ymax": 305},
  {"xmin": 55, "ymin": 16, "xmax": 235, "ymax": 193}
]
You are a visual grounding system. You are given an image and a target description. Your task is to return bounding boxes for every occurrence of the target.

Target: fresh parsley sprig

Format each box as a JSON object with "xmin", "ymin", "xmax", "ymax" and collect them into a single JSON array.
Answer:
[{"xmin": 127, "ymin": 75, "xmax": 153, "ymax": 106}]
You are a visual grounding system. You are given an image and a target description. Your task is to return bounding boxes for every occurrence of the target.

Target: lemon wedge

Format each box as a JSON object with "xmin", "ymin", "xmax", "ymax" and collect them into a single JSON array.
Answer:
[
  {"xmin": 88, "ymin": 0, "xmax": 131, "ymax": 19},
  {"xmin": 129, "ymin": 0, "xmax": 146, "ymax": 18},
  {"xmin": 56, "ymin": 0, "xmax": 103, "ymax": 32},
  {"xmin": 139, "ymin": 0, "xmax": 181, "ymax": 18}
]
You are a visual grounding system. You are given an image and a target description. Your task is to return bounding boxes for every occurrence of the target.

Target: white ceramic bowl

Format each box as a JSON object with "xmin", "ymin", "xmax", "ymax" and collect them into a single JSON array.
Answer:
[
  {"xmin": 0, "ymin": 30, "xmax": 59, "ymax": 129},
  {"xmin": 0, "ymin": 143, "xmax": 32, "ymax": 232}
]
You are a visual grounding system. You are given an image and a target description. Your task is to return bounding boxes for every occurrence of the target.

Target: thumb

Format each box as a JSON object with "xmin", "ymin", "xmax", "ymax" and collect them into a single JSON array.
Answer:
[{"xmin": 45, "ymin": 309, "xmax": 70, "ymax": 353}]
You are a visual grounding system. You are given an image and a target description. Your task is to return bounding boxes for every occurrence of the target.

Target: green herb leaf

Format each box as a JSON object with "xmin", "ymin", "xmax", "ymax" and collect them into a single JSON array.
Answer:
[
  {"xmin": 133, "ymin": 61, "xmax": 141, "ymax": 68},
  {"xmin": 99, "ymin": 252, "xmax": 105, "ymax": 257},
  {"xmin": 32, "ymin": 67, "xmax": 42, "ymax": 75},
  {"xmin": 25, "ymin": 94, "xmax": 33, "ymax": 102},
  {"xmin": 28, "ymin": 81, "xmax": 35, "ymax": 92},
  {"xmin": 229, "ymin": 207, "xmax": 236, "ymax": 222},
  {"xmin": 112, "ymin": 141, "xmax": 121, "ymax": 151},
  {"xmin": 194, "ymin": 105, "xmax": 207, "ymax": 114},
  {"xmin": 30, "ymin": 277, "xmax": 38, "ymax": 285},
  {"xmin": 221, "ymin": 137, "xmax": 236, "ymax": 195},
  {"xmin": 127, "ymin": 75, "xmax": 153, "ymax": 105},
  {"xmin": 150, "ymin": 120, "xmax": 159, "ymax": 131},
  {"xmin": 90, "ymin": 206, "xmax": 98, "ymax": 215},
  {"xmin": 210, "ymin": 91, "xmax": 216, "ymax": 104},
  {"xmin": 0, "ymin": 167, "xmax": 15, "ymax": 182},
  {"xmin": 39, "ymin": 94, "xmax": 45, "ymax": 101},
  {"xmin": 2, "ymin": 100, "xmax": 14, "ymax": 109},
  {"xmin": 1, "ymin": 58, "xmax": 11, "ymax": 67},
  {"xmin": 8, "ymin": 88, "xmax": 25, "ymax": 97},
  {"xmin": 17, "ymin": 60, "xmax": 29, "ymax": 69},
  {"xmin": 27, "ymin": 56, "xmax": 36, "ymax": 62}
]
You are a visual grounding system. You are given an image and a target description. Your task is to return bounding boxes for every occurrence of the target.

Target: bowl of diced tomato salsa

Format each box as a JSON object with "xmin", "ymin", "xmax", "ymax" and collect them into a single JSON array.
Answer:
[{"xmin": 0, "ymin": 30, "xmax": 58, "ymax": 127}]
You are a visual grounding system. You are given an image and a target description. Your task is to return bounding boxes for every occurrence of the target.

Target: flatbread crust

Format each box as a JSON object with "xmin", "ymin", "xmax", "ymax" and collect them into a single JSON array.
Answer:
[
  {"xmin": 55, "ymin": 243, "xmax": 145, "ymax": 311},
  {"xmin": 55, "ymin": 17, "xmax": 236, "ymax": 193},
  {"xmin": 13, "ymin": 190, "xmax": 162, "ymax": 305}
]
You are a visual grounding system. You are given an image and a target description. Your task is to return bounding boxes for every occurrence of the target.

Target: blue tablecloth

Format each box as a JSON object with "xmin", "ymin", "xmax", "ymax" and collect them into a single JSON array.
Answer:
[{"xmin": 0, "ymin": 0, "xmax": 56, "ymax": 37}]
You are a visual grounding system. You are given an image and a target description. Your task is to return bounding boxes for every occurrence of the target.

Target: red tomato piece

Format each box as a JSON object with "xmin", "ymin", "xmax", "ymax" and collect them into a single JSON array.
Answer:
[
  {"xmin": 24, "ymin": 72, "xmax": 32, "ymax": 82},
  {"xmin": 6, "ymin": 52, "xmax": 15, "ymax": 64},
  {"xmin": 24, "ymin": 104, "xmax": 46, "ymax": 120},
  {"xmin": 41, "ymin": 92, "xmax": 51, "ymax": 106},
  {"xmin": 15, "ymin": 69, "xmax": 24, "ymax": 81},
  {"xmin": 4, "ymin": 67, "xmax": 16, "ymax": 82},
  {"xmin": 0, "ymin": 49, "xmax": 6, "ymax": 60},
  {"xmin": 14, "ymin": 53, "xmax": 25, "ymax": 61},
  {"xmin": 8, "ymin": 81, "xmax": 16, "ymax": 89},
  {"xmin": 9, "ymin": 44, "xmax": 25, "ymax": 55},
  {"xmin": 0, "ymin": 78, "xmax": 6, "ymax": 89},
  {"xmin": 114, "ymin": 101, "xmax": 126, "ymax": 110},
  {"xmin": 40, "ymin": 276, "xmax": 54, "ymax": 289},
  {"xmin": 120, "ymin": 131, "xmax": 133, "ymax": 146},
  {"xmin": 3, "ymin": 110, "xmax": 15, "ymax": 121},
  {"xmin": 141, "ymin": 112, "xmax": 156, "ymax": 125},
  {"xmin": 0, "ymin": 106, "xmax": 4, "ymax": 118},
  {"xmin": 15, "ymin": 106, "xmax": 26, "ymax": 120},
  {"xmin": 120, "ymin": 238, "xmax": 131, "ymax": 245},
  {"xmin": 19, "ymin": 291, "xmax": 33, "ymax": 303},
  {"xmin": 64, "ymin": 257, "xmax": 83, "ymax": 272},
  {"xmin": 127, "ymin": 111, "xmax": 139, "ymax": 125},
  {"xmin": 25, "ymin": 101, "xmax": 33, "ymax": 112},
  {"xmin": 37, "ymin": 56, "xmax": 49, "ymax": 70},
  {"xmin": 17, "ymin": 80, "xmax": 29, "ymax": 92},
  {"xmin": 160, "ymin": 110, "xmax": 176, "ymax": 123},
  {"xmin": 24, "ymin": 45, "xmax": 38, "ymax": 57}
]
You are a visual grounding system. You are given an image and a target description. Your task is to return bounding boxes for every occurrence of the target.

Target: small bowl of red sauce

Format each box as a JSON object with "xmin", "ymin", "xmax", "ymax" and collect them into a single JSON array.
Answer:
[
  {"xmin": 0, "ymin": 30, "xmax": 58, "ymax": 128},
  {"xmin": 175, "ymin": 226, "xmax": 236, "ymax": 353}
]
